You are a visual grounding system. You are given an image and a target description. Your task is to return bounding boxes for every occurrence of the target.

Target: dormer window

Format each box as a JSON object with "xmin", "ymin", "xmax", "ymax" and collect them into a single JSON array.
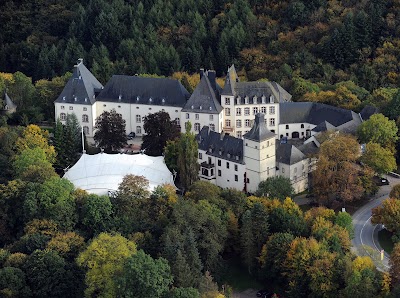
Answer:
[
  {"xmin": 136, "ymin": 96, "xmax": 140, "ymax": 101},
  {"xmin": 261, "ymin": 95, "xmax": 266, "ymax": 104},
  {"xmin": 4, "ymin": 105, "xmax": 8, "ymax": 110},
  {"xmin": 208, "ymin": 147, "xmax": 212, "ymax": 153},
  {"xmin": 85, "ymin": 98, "xmax": 88, "ymax": 102},
  {"xmin": 236, "ymin": 96, "xmax": 241, "ymax": 105},
  {"xmin": 209, "ymin": 107, "xmax": 212, "ymax": 111},
  {"xmin": 74, "ymin": 97, "xmax": 77, "ymax": 101},
  {"xmin": 245, "ymin": 96, "xmax": 249, "ymax": 104},
  {"xmin": 200, "ymin": 105, "xmax": 202, "ymax": 110},
  {"xmin": 253, "ymin": 96, "xmax": 257, "ymax": 104},
  {"xmin": 149, "ymin": 97, "xmax": 153, "ymax": 103},
  {"xmin": 269, "ymin": 95, "xmax": 274, "ymax": 103},
  {"xmin": 219, "ymin": 149, "xmax": 222, "ymax": 155},
  {"xmin": 118, "ymin": 94, "xmax": 122, "ymax": 100},
  {"xmin": 227, "ymin": 153, "xmax": 231, "ymax": 158},
  {"xmin": 191, "ymin": 105, "xmax": 194, "ymax": 109},
  {"xmin": 236, "ymin": 155, "xmax": 239, "ymax": 161},
  {"xmin": 62, "ymin": 96, "xmax": 66, "ymax": 101},
  {"xmin": 162, "ymin": 98, "xmax": 165, "ymax": 103}
]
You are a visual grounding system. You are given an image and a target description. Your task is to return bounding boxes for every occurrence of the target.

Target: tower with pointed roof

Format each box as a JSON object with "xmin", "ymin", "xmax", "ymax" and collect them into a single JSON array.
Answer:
[
  {"xmin": 54, "ymin": 58, "xmax": 103, "ymax": 136},
  {"xmin": 181, "ymin": 69, "xmax": 223, "ymax": 134},
  {"xmin": 243, "ymin": 113, "xmax": 276, "ymax": 193}
]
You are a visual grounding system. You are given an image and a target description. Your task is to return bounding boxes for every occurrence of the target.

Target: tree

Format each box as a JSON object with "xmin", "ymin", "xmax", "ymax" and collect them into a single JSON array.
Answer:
[
  {"xmin": 390, "ymin": 184, "xmax": 400, "ymax": 199},
  {"xmin": 357, "ymin": 113, "xmax": 398, "ymax": 152},
  {"xmin": 177, "ymin": 122, "xmax": 199, "ymax": 190},
  {"xmin": 360, "ymin": 142, "xmax": 396, "ymax": 175},
  {"xmin": 390, "ymin": 242, "xmax": 400, "ymax": 284},
  {"xmin": 77, "ymin": 233, "xmax": 137, "ymax": 298},
  {"xmin": 335, "ymin": 211, "xmax": 354, "ymax": 239},
  {"xmin": 23, "ymin": 177, "xmax": 77, "ymax": 230},
  {"xmin": 13, "ymin": 147, "xmax": 57, "ymax": 183},
  {"xmin": 313, "ymin": 134, "xmax": 363, "ymax": 206},
  {"xmin": 79, "ymin": 194, "xmax": 113, "ymax": 237},
  {"xmin": 167, "ymin": 287, "xmax": 200, "ymax": 298},
  {"xmin": 116, "ymin": 250, "xmax": 173, "ymax": 297},
  {"xmin": 46, "ymin": 232, "xmax": 85, "ymax": 260},
  {"xmin": 372, "ymin": 198, "xmax": 400, "ymax": 237},
  {"xmin": 15, "ymin": 124, "xmax": 56, "ymax": 163},
  {"xmin": 94, "ymin": 109, "xmax": 127, "ymax": 152},
  {"xmin": 23, "ymin": 250, "xmax": 70, "ymax": 298},
  {"xmin": 0, "ymin": 267, "xmax": 31, "ymax": 297},
  {"xmin": 256, "ymin": 176, "xmax": 294, "ymax": 200},
  {"xmin": 142, "ymin": 111, "xmax": 180, "ymax": 156}
]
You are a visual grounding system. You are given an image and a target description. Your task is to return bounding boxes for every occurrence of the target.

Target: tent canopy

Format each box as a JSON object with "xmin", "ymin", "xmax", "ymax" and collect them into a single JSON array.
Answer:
[{"xmin": 63, "ymin": 153, "xmax": 176, "ymax": 195}]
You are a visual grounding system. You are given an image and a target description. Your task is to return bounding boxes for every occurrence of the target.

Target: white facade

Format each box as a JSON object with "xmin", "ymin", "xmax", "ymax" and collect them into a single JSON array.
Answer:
[
  {"xmin": 55, "ymin": 102, "xmax": 94, "ymax": 136},
  {"xmin": 181, "ymin": 111, "xmax": 222, "ymax": 134}
]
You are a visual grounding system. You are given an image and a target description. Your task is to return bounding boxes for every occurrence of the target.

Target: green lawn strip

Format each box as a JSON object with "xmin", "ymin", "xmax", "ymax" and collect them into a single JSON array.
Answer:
[{"xmin": 378, "ymin": 229, "xmax": 394, "ymax": 254}]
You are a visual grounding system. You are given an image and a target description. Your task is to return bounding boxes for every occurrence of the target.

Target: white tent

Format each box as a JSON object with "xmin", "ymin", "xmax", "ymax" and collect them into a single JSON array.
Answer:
[{"xmin": 63, "ymin": 153, "xmax": 176, "ymax": 195}]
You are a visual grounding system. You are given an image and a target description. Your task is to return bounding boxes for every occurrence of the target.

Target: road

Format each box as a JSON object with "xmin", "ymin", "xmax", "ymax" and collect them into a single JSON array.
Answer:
[{"xmin": 352, "ymin": 176, "xmax": 400, "ymax": 271}]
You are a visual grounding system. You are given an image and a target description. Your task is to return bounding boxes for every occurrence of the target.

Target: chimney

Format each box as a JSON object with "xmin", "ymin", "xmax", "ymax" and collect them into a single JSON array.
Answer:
[
  {"xmin": 200, "ymin": 68, "xmax": 205, "ymax": 79},
  {"xmin": 207, "ymin": 70, "xmax": 219, "ymax": 98}
]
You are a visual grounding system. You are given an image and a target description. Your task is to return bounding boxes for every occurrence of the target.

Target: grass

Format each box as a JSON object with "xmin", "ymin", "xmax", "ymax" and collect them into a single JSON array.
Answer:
[
  {"xmin": 378, "ymin": 229, "xmax": 394, "ymax": 254},
  {"xmin": 220, "ymin": 258, "xmax": 263, "ymax": 291}
]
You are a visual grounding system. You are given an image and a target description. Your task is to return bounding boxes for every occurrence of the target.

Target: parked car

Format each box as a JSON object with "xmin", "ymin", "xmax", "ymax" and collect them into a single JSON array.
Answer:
[
  {"xmin": 381, "ymin": 177, "xmax": 390, "ymax": 185},
  {"xmin": 127, "ymin": 132, "xmax": 136, "ymax": 140}
]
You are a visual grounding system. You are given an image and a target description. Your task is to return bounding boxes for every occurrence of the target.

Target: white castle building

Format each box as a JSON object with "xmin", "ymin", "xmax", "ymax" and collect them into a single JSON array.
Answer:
[{"xmin": 55, "ymin": 60, "xmax": 365, "ymax": 193}]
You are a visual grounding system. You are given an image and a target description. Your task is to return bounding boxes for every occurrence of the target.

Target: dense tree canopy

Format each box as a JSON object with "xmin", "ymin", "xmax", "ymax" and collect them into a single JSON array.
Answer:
[{"xmin": 94, "ymin": 109, "xmax": 127, "ymax": 152}]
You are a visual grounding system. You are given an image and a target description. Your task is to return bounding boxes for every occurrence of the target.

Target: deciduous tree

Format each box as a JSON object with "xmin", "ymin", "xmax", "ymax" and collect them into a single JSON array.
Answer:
[
  {"xmin": 361, "ymin": 142, "xmax": 396, "ymax": 175},
  {"xmin": 94, "ymin": 109, "xmax": 127, "ymax": 152},
  {"xmin": 256, "ymin": 176, "xmax": 294, "ymax": 201},
  {"xmin": 142, "ymin": 111, "xmax": 180, "ymax": 156},
  {"xmin": 77, "ymin": 233, "xmax": 137, "ymax": 298}
]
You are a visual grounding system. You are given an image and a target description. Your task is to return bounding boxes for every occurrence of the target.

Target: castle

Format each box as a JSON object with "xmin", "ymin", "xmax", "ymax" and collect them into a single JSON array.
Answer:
[{"xmin": 55, "ymin": 60, "xmax": 364, "ymax": 193}]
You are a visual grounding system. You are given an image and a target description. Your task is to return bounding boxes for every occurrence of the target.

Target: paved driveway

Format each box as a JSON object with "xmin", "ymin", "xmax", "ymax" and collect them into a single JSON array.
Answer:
[{"xmin": 352, "ymin": 175, "xmax": 400, "ymax": 271}]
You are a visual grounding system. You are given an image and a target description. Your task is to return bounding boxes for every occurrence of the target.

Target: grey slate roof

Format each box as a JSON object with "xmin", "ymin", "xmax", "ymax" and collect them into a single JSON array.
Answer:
[
  {"xmin": 2, "ymin": 92, "xmax": 16, "ymax": 110},
  {"xmin": 55, "ymin": 59, "xmax": 103, "ymax": 105},
  {"xmin": 96, "ymin": 75, "xmax": 190, "ymax": 107},
  {"xmin": 233, "ymin": 81, "xmax": 292, "ymax": 104},
  {"xmin": 221, "ymin": 65, "xmax": 238, "ymax": 96},
  {"xmin": 276, "ymin": 143, "xmax": 306, "ymax": 165},
  {"xmin": 197, "ymin": 126, "xmax": 244, "ymax": 163},
  {"xmin": 360, "ymin": 105, "xmax": 378, "ymax": 121},
  {"xmin": 312, "ymin": 121, "xmax": 335, "ymax": 132},
  {"xmin": 182, "ymin": 71, "xmax": 223, "ymax": 114},
  {"xmin": 280, "ymin": 102, "xmax": 358, "ymax": 127},
  {"xmin": 243, "ymin": 113, "xmax": 275, "ymax": 142}
]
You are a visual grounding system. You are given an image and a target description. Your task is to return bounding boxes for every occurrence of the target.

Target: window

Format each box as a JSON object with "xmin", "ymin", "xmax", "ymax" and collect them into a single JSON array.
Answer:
[
  {"xmin": 69, "ymin": 106, "xmax": 73, "ymax": 110},
  {"xmin": 244, "ymin": 108, "xmax": 250, "ymax": 115},
  {"xmin": 253, "ymin": 96, "xmax": 257, "ymax": 104},
  {"xmin": 245, "ymin": 119, "xmax": 251, "ymax": 127},
  {"xmin": 218, "ymin": 170, "xmax": 221, "ymax": 176},
  {"xmin": 225, "ymin": 98, "xmax": 230, "ymax": 105},
  {"xmin": 60, "ymin": 113, "xmax": 66, "ymax": 121},
  {"xmin": 134, "ymin": 115, "xmax": 140, "ymax": 123},
  {"xmin": 61, "ymin": 106, "xmax": 65, "ymax": 110},
  {"xmin": 194, "ymin": 123, "xmax": 200, "ymax": 131},
  {"xmin": 234, "ymin": 164, "xmax": 238, "ymax": 171},
  {"xmin": 245, "ymin": 96, "xmax": 249, "ymax": 104},
  {"xmin": 82, "ymin": 114, "xmax": 89, "ymax": 122},
  {"xmin": 226, "ymin": 162, "xmax": 229, "ymax": 169},
  {"xmin": 175, "ymin": 118, "xmax": 180, "ymax": 126},
  {"xmin": 236, "ymin": 120, "xmax": 242, "ymax": 128},
  {"xmin": 195, "ymin": 114, "xmax": 199, "ymax": 120},
  {"xmin": 301, "ymin": 124, "xmax": 304, "ymax": 128},
  {"xmin": 199, "ymin": 153, "xmax": 203, "ymax": 159},
  {"xmin": 225, "ymin": 108, "xmax": 231, "ymax": 116},
  {"xmin": 236, "ymin": 108, "xmax": 242, "ymax": 116},
  {"xmin": 270, "ymin": 118, "xmax": 275, "ymax": 126},
  {"xmin": 136, "ymin": 126, "xmax": 142, "ymax": 134},
  {"xmin": 83, "ymin": 107, "xmax": 87, "ymax": 111},
  {"xmin": 253, "ymin": 107, "xmax": 258, "ymax": 115},
  {"xmin": 236, "ymin": 131, "xmax": 242, "ymax": 138},
  {"xmin": 269, "ymin": 106, "xmax": 275, "ymax": 114},
  {"xmin": 209, "ymin": 115, "xmax": 213, "ymax": 121},
  {"xmin": 286, "ymin": 124, "xmax": 289, "ymax": 129},
  {"xmin": 209, "ymin": 124, "xmax": 215, "ymax": 131},
  {"xmin": 235, "ymin": 175, "xmax": 238, "ymax": 181},
  {"xmin": 103, "ymin": 104, "xmax": 106, "ymax": 107},
  {"xmin": 261, "ymin": 106, "xmax": 266, "ymax": 114},
  {"xmin": 225, "ymin": 120, "xmax": 231, "ymax": 127},
  {"xmin": 282, "ymin": 167, "xmax": 285, "ymax": 173},
  {"xmin": 83, "ymin": 126, "xmax": 89, "ymax": 135},
  {"xmin": 218, "ymin": 160, "xmax": 221, "ymax": 166},
  {"xmin": 186, "ymin": 113, "xmax": 190, "ymax": 119}
]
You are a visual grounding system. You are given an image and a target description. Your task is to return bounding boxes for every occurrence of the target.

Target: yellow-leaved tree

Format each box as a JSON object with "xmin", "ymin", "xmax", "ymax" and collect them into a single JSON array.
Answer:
[{"xmin": 77, "ymin": 233, "xmax": 137, "ymax": 298}]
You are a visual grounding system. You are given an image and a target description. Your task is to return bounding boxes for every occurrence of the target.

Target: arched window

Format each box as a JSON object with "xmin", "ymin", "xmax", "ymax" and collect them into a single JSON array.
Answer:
[
  {"xmin": 194, "ymin": 123, "xmax": 201, "ymax": 131},
  {"xmin": 83, "ymin": 126, "xmax": 89, "ymax": 135},
  {"xmin": 60, "ymin": 113, "xmax": 66, "ymax": 121},
  {"xmin": 301, "ymin": 124, "xmax": 304, "ymax": 128},
  {"xmin": 82, "ymin": 114, "xmax": 89, "ymax": 122}
]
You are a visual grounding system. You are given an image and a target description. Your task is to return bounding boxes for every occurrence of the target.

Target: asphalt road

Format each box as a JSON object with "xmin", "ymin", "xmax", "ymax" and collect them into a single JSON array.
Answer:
[{"xmin": 352, "ymin": 176, "xmax": 400, "ymax": 271}]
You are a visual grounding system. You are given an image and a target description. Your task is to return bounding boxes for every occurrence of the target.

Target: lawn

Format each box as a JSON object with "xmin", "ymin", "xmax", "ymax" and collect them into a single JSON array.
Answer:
[
  {"xmin": 378, "ymin": 229, "xmax": 394, "ymax": 254},
  {"xmin": 220, "ymin": 258, "xmax": 263, "ymax": 291}
]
